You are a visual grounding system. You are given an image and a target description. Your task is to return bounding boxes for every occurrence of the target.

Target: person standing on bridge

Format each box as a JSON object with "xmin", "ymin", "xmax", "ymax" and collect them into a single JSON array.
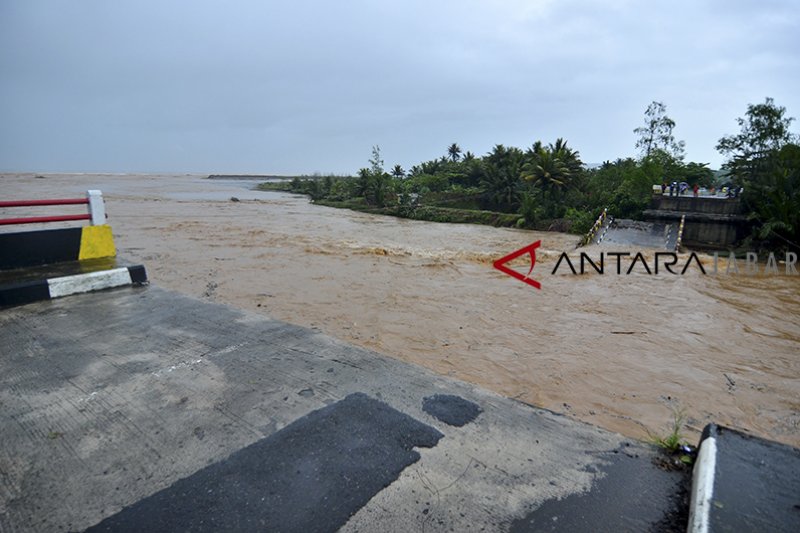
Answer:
[{"xmin": 693, "ymin": 183, "xmax": 699, "ymax": 197}]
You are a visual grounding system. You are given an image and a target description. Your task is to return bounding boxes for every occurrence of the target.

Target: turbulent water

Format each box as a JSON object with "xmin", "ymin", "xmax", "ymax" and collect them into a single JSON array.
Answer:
[{"xmin": 4, "ymin": 173, "xmax": 799, "ymax": 447}]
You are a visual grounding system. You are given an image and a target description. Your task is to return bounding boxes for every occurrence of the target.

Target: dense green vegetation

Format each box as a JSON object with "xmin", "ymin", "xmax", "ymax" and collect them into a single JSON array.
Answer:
[
  {"xmin": 259, "ymin": 98, "xmax": 798, "ymax": 251},
  {"xmin": 716, "ymin": 97, "xmax": 799, "ymax": 253}
]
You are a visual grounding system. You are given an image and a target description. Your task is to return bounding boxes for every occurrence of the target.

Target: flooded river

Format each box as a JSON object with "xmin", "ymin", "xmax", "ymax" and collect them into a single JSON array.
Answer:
[{"xmin": 3, "ymin": 173, "xmax": 799, "ymax": 447}]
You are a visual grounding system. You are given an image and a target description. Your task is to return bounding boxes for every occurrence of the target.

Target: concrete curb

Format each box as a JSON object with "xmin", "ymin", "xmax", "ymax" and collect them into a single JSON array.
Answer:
[
  {"xmin": 688, "ymin": 423, "xmax": 800, "ymax": 533},
  {"xmin": 688, "ymin": 424, "xmax": 718, "ymax": 533},
  {"xmin": 0, "ymin": 265, "xmax": 147, "ymax": 307}
]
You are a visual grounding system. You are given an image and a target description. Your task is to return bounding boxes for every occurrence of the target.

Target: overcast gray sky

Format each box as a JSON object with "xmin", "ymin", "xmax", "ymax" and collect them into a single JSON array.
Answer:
[{"xmin": 1, "ymin": 0, "xmax": 797, "ymax": 174}]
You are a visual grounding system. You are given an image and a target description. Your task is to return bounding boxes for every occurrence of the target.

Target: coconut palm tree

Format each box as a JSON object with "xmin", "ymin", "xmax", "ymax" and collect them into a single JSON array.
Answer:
[
  {"xmin": 447, "ymin": 143, "xmax": 462, "ymax": 163},
  {"xmin": 522, "ymin": 139, "xmax": 582, "ymax": 200},
  {"xmin": 481, "ymin": 146, "xmax": 525, "ymax": 211},
  {"xmin": 420, "ymin": 159, "xmax": 443, "ymax": 175},
  {"xmin": 391, "ymin": 164, "xmax": 405, "ymax": 178},
  {"xmin": 520, "ymin": 139, "xmax": 583, "ymax": 217}
]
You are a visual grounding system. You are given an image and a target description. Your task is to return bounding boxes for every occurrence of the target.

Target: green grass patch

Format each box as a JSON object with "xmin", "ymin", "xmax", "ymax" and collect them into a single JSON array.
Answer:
[{"xmin": 648, "ymin": 407, "xmax": 696, "ymax": 466}]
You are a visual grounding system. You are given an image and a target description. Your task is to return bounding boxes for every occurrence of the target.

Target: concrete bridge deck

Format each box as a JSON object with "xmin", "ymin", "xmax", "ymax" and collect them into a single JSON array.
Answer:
[
  {"xmin": 0, "ymin": 284, "xmax": 689, "ymax": 532},
  {"xmin": 592, "ymin": 218, "xmax": 679, "ymax": 250}
]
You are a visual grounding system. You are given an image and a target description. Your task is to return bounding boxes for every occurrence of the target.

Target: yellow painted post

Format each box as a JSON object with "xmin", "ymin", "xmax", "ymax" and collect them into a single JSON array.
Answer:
[{"xmin": 79, "ymin": 224, "xmax": 116, "ymax": 260}]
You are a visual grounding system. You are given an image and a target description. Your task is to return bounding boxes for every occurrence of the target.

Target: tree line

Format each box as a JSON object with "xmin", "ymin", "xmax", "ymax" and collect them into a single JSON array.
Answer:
[{"xmin": 269, "ymin": 97, "xmax": 798, "ymax": 252}]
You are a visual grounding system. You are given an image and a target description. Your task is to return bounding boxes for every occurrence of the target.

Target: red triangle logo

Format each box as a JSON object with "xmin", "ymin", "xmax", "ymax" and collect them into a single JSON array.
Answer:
[{"xmin": 493, "ymin": 240, "xmax": 541, "ymax": 289}]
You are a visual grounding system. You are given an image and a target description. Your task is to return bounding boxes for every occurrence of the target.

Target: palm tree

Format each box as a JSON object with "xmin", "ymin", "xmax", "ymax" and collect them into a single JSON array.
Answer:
[
  {"xmin": 391, "ymin": 164, "xmax": 405, "ymax": 179},
  {"xmin": 358, "ymin": 167, "xmax": 392, "ymax": 207},
  {"xmin": 485, "ymin": 144, "xmax": 522, "ymax": 169},
  {"xmin": 420, "ymin": 159, "xmax": 443, "ymax": 175},
  {"xmin": 522, "ymin": 139, "xmax": 583, "ymax": 215},
  {"xmin": 481, "ymin": 148, "xmax": 525, "ymax": 211},
  {"xmin": 551, "ymin": 138, "xmax": 583, "ymax": 175},
  {"xmin": 522, "ymin": 138, "xmax": 582, "ymax": 198},
  {"xmin": 447, "ymin": 143, "xmax": 462, "ymax": 163}
]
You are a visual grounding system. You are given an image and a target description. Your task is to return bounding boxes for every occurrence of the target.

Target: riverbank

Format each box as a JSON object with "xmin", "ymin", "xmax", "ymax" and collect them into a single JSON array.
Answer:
[{"xmin": 257, "ymin": 180, "xmax": 526, "ymax": 229}]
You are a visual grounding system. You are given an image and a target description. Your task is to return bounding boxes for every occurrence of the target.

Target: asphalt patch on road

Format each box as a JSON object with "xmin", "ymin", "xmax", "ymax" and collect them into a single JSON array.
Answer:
[
  {"xmin": 509, "ymin": 447, "xmax": 689, "ymax": 532},
  {"xmin": 422, "ymin": 394, "xmax": 483, "ymax": 427},
  {"xmin": 86, "ymin": 393, "xmax": 443, "ymax": 533}
]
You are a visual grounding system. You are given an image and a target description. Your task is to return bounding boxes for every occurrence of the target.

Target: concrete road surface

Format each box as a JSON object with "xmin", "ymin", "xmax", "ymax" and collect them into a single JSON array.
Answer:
[{"xmin": 0, "ymin": 285, "xmax": 686, "ymax": 532}]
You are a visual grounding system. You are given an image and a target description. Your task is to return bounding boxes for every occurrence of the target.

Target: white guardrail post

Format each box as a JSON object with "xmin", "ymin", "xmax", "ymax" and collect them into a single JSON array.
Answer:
[{"xmin": 87, "ymin": 190, "xmax": 107, "ymax": 226}]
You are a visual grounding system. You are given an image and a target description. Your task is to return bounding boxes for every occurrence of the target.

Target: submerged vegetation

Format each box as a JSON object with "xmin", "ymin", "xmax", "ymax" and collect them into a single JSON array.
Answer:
[{"xmin": 259, "ymin": 98, "xmax": 799, "ymax": 250}]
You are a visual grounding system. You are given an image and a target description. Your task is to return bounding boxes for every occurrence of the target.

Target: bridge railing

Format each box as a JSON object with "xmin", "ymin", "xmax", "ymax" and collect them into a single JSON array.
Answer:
[
  {"xmin": 0, "ymin": 190, "xmax": 107, "ymax": 227},
  {"xmin": 675, "ymin": 215, "xmax": 686, "ymax": 252},
  {"xmin": 581, "ymin": 208, "xmax": 609, "ymax": 246},
  {"xmin": 0, "ymin": 190, "xmax": 115, "ymax": 271}
]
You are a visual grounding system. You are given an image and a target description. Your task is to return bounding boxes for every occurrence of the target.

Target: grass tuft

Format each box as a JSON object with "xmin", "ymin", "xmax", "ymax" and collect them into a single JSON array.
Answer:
[{"xmin": 649, "ymin": 407, "xmax": 696, "ymax": 466}]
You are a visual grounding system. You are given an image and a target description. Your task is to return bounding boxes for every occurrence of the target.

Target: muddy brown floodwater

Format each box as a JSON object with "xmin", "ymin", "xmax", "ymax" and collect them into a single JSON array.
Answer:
[{"xmin": 4, "ymin": 173, "xmax": 799, "ymax": 447}]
